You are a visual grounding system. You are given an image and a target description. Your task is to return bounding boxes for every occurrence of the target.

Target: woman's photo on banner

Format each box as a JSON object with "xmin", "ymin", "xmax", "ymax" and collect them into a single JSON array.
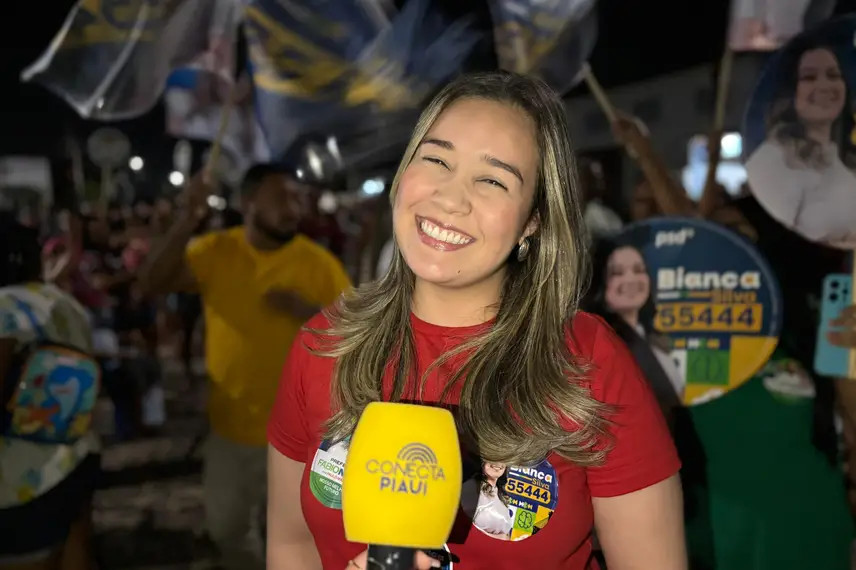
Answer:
[
  {"xmin": 743, "ymin": 16, "xmax": 856, "ymax": 249},
  {"xmin": 588, "ymin": 231, "xmax": 685, "ymax": 416}
]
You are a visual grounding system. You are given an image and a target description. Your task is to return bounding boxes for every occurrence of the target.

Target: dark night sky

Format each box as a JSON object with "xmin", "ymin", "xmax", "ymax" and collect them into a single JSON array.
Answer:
[{"xmin": 1, "ymin": 0, "xmax": 853, "ymax": 166}]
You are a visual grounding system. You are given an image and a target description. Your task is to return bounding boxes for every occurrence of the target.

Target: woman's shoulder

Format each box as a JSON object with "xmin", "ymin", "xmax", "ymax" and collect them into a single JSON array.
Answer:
[
  {"xmin": 295, "ymin": 310, "xmax": 338, "ymax": 353},
  {"xmin": 565, "ymin": 311, "xmax": 649, "ymax": 399},
  {"xmin": 746, "ymin": 138, "xmax": 787, "ymax": 169},
  {"xmin": 565, "ymin": 311, "xmax": 625, "ymax": 362}
]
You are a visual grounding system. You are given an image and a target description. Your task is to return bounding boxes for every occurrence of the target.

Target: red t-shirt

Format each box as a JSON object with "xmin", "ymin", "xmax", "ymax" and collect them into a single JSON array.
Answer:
[{"xmin": 268, "ymin": 311, "xmax": 680, "ymax": 570}]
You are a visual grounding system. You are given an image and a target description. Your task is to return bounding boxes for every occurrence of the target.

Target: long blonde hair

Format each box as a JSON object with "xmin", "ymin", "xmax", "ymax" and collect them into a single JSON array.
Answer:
[{"xmin": 315, "ymin": 71, "xmax": 610, "ymax": 467}]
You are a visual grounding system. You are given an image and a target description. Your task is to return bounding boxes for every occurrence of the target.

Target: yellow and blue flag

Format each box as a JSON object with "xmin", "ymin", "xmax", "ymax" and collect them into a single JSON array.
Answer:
[
  {"xmin": 21, "ymin": 0, "xmax": 242, "ymax": 120},
  {"xmin": 246, "ymin": 0, "xmax": 479, "ymax": 164}
]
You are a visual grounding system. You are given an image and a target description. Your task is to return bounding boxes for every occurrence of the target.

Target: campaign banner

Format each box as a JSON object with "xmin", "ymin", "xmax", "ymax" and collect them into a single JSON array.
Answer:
[
  {"xmin": 489, "ymin": 0, "xmax": 597, "ymax": 94},
  {"xmin": 743, "ymin": 15, "xmax": 856, "ymax": 249},
  {"xmin": 164, "ymin": 70, "xmax": 270, "ymax": 181},
  {"xmin": 611, "ymin": 217, "xmax": 782, "ymax": 405},
  {"xmin": 245, "ymin": 0, "xmax": 477, "ymax": 164},
  {"xmin": 728, "ymin": 0, "xmax": 836, "ymax": 51},
  {"xmin": 21, "ymin": 0, "xmax": 240, "ymax": 120}
]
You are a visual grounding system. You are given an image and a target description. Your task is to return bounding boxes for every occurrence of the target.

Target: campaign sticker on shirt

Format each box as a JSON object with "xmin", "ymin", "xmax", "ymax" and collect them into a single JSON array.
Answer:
[
  {"xmin": 610, "ymin": 218, "xmax": 782, "ymax": 406},
  {"xmin": 743, "ymin": 15, "xmax": 856, "ymax": 249},
  {"xmin": 760, "ymin": 358, "xmax": 816, "ymax": 403},
  {"xmin": 309, "ymin": 439, "xmax": 348, "ymax": 509},
  {"xmin": 460, "ymin": 458, "xmax": 558, "ymax": 541}
]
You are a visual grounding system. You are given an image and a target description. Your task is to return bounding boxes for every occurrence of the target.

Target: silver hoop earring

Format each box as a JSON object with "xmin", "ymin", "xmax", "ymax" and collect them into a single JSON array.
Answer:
[{"xmin": 517, "ymin": 238, "xmax": 530, "ymax": 261}]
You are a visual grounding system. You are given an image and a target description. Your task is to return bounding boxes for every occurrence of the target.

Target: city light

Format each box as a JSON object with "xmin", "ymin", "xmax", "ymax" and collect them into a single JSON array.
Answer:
[
  {"xmin": 361, "ymin": 178, "xmax": 385, "ymax": 196},
  {"xmin": 720, "ymin": 132, "xmax": 743, "ymax": 160},
  {"xmin": 129, "ymin": 156, "xmax": 144, "ymax": 171},
  {"xmin": 207, "ymin": 195, "xmax": 227, "ymax": 210},
  {"xmin": 169, "ymin": 171, "xmax": 185, "ymax": 186}
]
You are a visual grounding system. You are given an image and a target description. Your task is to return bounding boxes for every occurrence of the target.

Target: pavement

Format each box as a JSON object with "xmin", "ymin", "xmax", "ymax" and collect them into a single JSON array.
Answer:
[{"xmin": 93, "ymin": 362, "xmax": 217, "ymax": 570}]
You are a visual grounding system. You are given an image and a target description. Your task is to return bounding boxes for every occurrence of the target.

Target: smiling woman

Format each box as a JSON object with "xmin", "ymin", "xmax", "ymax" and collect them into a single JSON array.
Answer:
[
  {"xmin": 266, "ymin": 71, "xmax": 686, "ymax": 570},
  {"xmin": 745, "ymin": 21, "xmax": 856, "ymax": 249},
  {"xmin": 395, "ymin": 98, "xmax": 540, "ymax": 290}
]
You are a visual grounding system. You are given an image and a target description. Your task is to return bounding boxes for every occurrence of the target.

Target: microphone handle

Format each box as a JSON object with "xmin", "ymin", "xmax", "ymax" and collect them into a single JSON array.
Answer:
[{"xmin": 366, "ymin": 545, "xmax": 415, "ymax": 570}]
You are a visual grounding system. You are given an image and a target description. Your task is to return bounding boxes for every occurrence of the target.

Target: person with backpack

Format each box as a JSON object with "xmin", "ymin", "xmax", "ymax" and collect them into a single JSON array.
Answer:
[{"xmin": 0, "ymin": 214, "xmax": 101, "ymax": 570}]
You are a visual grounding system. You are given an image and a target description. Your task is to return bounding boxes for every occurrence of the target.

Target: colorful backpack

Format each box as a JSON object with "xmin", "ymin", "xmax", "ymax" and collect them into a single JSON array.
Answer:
[{"xmin": 1, "ymin": 300, "xmax": 101, "ymax": 444}]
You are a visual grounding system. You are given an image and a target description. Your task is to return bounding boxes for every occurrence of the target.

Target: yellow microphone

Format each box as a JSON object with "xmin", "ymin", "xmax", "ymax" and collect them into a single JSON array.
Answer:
[{"xmin": 342, "ymin": 402, "xmax": 462, "ymax": 570}]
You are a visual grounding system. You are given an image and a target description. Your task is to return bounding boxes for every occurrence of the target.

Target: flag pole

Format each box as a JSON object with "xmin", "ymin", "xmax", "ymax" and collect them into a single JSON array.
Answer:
[
  {"xmin": 202, "ymin": 78, "xmax": 239, "ymax": 184},
  {"xmin": 580, "ymin": 63, "xmax": 616, "ymax": 123},
  {"xmin": 698, "ymin": 0, "xmax": 736, "ymax": 218}
]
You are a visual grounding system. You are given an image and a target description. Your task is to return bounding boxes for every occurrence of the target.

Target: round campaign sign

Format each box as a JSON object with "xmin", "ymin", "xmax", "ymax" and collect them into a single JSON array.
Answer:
[
  {"xmin": 743, "ymin": 15, "xmax": 856, "ymax": 249},
  {"xmin": 609, "ymin": 217, "xmax": 782, "ymax": 405},
  {"xmin": 460, "ymin": 457, "xmax": 558, "ymax": 541}
]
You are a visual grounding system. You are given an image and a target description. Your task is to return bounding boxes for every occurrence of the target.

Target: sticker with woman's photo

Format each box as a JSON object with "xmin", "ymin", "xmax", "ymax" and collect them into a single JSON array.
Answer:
[
  {"xmin": 743, "ymin": 15, "xmax": 856, "ymax": 249},
  {"xmin": 599, "ymin": 218, "xmax": 782, "ymax": 406},
  {"xmin": 460, "ymin": 458, "xmax": 558, "ymax": 541},
  {"xmin": 309, "ymin": 439, "xmax": 349, "ymax": 509}
]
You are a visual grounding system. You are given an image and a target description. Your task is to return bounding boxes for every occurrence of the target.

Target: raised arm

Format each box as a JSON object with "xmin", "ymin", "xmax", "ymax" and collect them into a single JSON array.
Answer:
[{"xmin": 137, "ymin": 173, "xmax": 210, "ymax": 295}]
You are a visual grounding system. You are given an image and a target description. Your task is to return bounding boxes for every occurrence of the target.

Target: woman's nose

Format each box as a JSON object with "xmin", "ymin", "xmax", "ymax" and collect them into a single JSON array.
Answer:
[
  {"xmin": 432, "ymin": 180, "xmax": 472, "ymax": 215},
  {"xmin": 815, "ymin": 76, "xmax": 839, "ymax": 90}
]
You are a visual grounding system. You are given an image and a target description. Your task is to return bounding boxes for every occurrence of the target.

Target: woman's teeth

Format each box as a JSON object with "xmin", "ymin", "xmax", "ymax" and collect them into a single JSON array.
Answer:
[{"xmin": 420, "ymin": 220, "xmax": 473, "ymax": 245}]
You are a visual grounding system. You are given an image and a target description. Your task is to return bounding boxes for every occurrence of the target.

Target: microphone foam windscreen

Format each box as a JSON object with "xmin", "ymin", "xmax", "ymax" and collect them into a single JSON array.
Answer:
[{"xmin": 342, "ymin": 402, "xmax": 462, "ymax": 549}]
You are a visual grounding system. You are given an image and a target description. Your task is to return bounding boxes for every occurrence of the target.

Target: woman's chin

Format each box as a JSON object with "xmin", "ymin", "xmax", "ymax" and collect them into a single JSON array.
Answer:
[
  {"xmin": 610, "ymin": 302, "xmax": 644, "ymax": 315},
  {"xmin": 411, "ymin": 265, "xmax": 468, "ymax": 287}
]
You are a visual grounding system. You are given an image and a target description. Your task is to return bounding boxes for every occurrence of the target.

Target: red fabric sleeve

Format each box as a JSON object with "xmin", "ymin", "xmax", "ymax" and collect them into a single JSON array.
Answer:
[
  {"xmin": 585, "ymin": 320, "xmax": 681, "ymax": 498},
  {"xmin": 267, "ymin": 328, "xmax": 312, "ymax": 463}
]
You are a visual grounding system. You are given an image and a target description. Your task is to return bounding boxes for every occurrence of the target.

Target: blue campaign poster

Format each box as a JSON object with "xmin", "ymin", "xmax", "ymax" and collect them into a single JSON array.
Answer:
[{"xmin": 610, "ymin": 217, "xmax": 783, "ymax": 405}]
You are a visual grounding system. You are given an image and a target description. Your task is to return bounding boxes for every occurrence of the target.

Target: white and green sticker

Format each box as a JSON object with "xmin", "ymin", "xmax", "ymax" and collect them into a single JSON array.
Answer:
[
  {"xmin": 762, "ymin": 358, "xmax": 815, "ymax": 403},
  {"xmin": 309, "ymin": 439, "xmax": 349, "ymax": 509}
]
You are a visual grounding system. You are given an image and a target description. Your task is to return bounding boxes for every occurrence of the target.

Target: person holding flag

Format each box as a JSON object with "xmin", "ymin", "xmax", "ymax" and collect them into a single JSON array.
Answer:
[{"xmin": 139, "ymin": 165, "xmax": 351, "ymax": 570}]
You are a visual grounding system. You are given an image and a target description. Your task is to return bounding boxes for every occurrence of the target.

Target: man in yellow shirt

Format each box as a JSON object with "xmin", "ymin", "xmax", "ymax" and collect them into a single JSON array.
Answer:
[{"xmin": 139, "ymin": 164, "xmax": 350, "ymax": 570}]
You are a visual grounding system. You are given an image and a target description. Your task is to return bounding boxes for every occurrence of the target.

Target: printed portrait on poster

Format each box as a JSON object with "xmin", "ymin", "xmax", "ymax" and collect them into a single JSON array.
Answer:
[
  {"xmin": 743, "ymin": 16, "xmax": 856, "ymax": 249},
  {"xmin": 589, "ymin": 232, "xmax": 685, "ymax": 416}
]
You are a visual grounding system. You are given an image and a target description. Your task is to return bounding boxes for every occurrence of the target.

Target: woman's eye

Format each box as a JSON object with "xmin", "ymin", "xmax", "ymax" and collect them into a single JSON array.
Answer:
[
  {"xmin": 480, "ymin": 178, "xmax": 507, "ymax": 191},
  {"xmin": 422, "ymin": 156, "xmax": 448, "ymax": 168}
]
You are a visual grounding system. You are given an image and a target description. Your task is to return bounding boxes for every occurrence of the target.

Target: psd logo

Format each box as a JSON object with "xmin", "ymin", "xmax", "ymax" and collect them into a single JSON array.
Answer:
[
  {"xmin": 365, "ymin": 443, "xmax": 446, "ymax": 496},
  {"xmin": 655, "ymin": 228, "xmax": 695, "ymax": 248}
]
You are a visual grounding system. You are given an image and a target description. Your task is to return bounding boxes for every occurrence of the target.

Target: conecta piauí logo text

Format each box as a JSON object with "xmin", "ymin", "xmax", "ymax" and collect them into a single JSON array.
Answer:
[{"xmin": 365, "ymin": 443, "xmax": 446, "ymax": 495}]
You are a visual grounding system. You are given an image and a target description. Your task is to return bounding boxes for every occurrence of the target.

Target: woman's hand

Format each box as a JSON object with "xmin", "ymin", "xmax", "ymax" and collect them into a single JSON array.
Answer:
[
  {"xmin": 347, "ymin": 549, "xmax": 442, "ymax": 569},
  {"xmin": 828, "ymin": 305, "xmax": 856, "ymax": 348},
  {"xmin": 611, "ymin": 114, "xmax": 651, "ymax": 158}
]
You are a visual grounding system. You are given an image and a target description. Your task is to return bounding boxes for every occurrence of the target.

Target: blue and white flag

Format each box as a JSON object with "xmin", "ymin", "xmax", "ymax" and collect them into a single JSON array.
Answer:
[
  {"xmin": 22, "ymin": 0, "xmax": 242, "ymax": 120},
  {"xmin": 165, "ymin": 70, "xmax": 270, "ymax": 182},
  {"xmin": 489, "ymin": 0, "xmax": 598, "ymax": 94}
]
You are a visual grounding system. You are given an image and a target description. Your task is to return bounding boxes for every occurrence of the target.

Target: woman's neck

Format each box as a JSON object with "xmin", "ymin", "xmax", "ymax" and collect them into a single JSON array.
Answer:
[
  {"xmin": 617, "ymin": 309, "xmax": 639, "ymax": 329},
  {"xmin": 804, "ymin": 122, "xmax": 832, "ymax": 145},
  {"xmin": 412, "ymin": 274, "xmax": 504, "ymax": 328}
]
